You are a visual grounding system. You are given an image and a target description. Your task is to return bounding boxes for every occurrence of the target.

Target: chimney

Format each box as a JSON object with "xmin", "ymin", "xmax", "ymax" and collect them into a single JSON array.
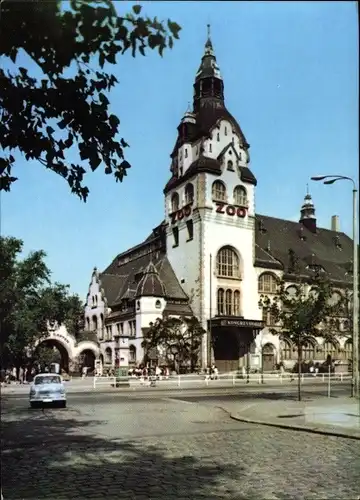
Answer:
[{"xmin": 331, "ymin": 215, "xmax": 340, "ymax": 232}]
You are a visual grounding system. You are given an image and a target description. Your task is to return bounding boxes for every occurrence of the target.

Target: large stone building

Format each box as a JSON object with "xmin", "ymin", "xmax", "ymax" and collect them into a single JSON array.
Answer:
[{"xmin": 84, "ymin": 32, "xmax": 354, "ymax": 373}]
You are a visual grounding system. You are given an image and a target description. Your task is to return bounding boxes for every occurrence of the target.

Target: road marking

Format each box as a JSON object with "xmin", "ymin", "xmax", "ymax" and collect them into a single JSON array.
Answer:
[{"xmin": 162, "ymin": 397, "xmax": 196, "ymax": 405}]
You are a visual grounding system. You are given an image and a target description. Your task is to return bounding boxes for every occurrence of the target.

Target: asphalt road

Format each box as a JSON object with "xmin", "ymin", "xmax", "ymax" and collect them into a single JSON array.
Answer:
[{"xmin": 2, "ymin": 385, "xmax": 359, "ymax": 500}]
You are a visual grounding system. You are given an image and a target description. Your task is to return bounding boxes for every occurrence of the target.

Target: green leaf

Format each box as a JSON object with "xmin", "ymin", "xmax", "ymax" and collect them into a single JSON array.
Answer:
[
  {"xmin": 167, "ymin": 20, "xmax": 181, "ymax": 39},
  {"xmin": 132, "ymin": 4, "xmax": 142, "ymax": 15}
]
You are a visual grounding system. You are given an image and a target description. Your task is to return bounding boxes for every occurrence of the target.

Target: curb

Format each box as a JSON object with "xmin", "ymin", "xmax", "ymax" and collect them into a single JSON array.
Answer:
[{"xmin": 228, "ymin": 412, "xmax": 360, "ymax": 440}]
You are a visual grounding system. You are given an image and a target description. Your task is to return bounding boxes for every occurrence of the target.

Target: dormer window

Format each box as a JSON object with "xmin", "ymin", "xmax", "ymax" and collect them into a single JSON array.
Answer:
[
  {"xmin": 227, "ymin": 160, "xmax": 234, "ymax": 171},
  {"xmin": 224, "ymin": 126, "xmax": 228, "ymax": 136},
  {"xmin": 185, "ymin": 148, "xmax": 188, "ymax": 158},
  {"xmin": 217, "ymin": 133, "xmax": 220, "ymax": 141},
  {"xmin": 209, "ymin": 143, "xmax": 212, "ymax": 153},
  {"xmin": 171, "ymin": 192, "xmax": 179, "ymax": 213}
]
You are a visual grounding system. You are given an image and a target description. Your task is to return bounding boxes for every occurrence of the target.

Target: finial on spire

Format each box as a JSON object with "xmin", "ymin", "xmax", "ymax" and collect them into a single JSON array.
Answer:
[
  {"xmin": 306, "ymin": 183, "xmax": 309, "ymax": 195},
  {"xmin": 207, "ymin": 23, "xmax": 211, "ymax": 39}
]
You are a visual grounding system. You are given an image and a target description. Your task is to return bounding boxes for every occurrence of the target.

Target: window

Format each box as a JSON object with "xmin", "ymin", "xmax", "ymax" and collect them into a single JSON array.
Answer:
[
  {"xmin": 239, "ymin": 151, "xmax": 242, "ymax": 161},
  {"xmin": 233, "ymin": 185, "xmax": 247, "ymax": 206},
  {"xmin": 212, "ymin": 180, "xmax": 226, "ymax": 201},
  {"xmin": 225, "ymin": 126, "xmax": 227, "ymax": 136},
  {"xmin": 227, "ymin": 160, "xmax": 234, "ymax": 171},
  {"xmin": 136, "ymin": 300, "xmax": 140, "ymax": 311},
  {"xmin": 323, "ymin": 341, "xmax": 338, "ymax": 360},
  {"xmin": 258, "ymin": 273, "xmax": 278, "ymax": 293},
  {"xmin": 217, "ymin": 133, "xmax": 220, "ymax": 141},
  {"xmin": 186, "ymin": 220, "xmax": 193, "ymax": 241},
  {"xmin": 185, "ymin": 183, "xmax": 194, "ymax": 204},
  {"xmin": 155, "ymin": 299, "xmax": 161, "ymax": 309},
  {"xmin": 116, "ymin": 323, "xmax": 120, "ymax": 335},
  {"xmin": 262, "ymin": 308, "xmax": 276, "ymax": 326},
  {"xmin": 209, "ymin": 143, "xmax": 212, "ymax": 153},
  {"xmin": 216, "ymin": 246, "xmax": 240, "ymax": 278},
  {"xmin": 185, "ymin": 148, "xmax": 188, "ymax": 158},
  {"xmin": 105, "ymin": 347, "xmax": 112, "ymax": 364},
  {"xmin": 92, "ymin": 315, "xmax": 98, "ymax": 331},
  {"xmin": 344, "ymin": 339, "xmax": 352, "ymax": 360},
  {"xmin": 232, "ymin": 137, "xmax": 234, "ymax": 144},
  {"xmin": 281, "ymin": 339, "xmax": 292, "ymax": 360},
  {"xmin": 302, "ymin": 341, "xmax": 316, "ymax": 360},
  {"xmin": 171, "ymin": 192, "xmax": 179, "ymax": 213},
  {"xmin": 86, "ymin": 317, "xmax": 90, "ymax": 330},
  {"xmin": 172, "ymin": 227, "xmax": 179, "ymax": 247},
  {"xmin": 120, "ymin": 323, "xmax": 124, "ymax": 335},
  {"xmin": 343, "ymin": 320, "xmax": 350, "ymax": 331},
  {"xmin": 233, "ymin": 290, "xmax": 240, "ymax": 316},
  {"xmin": 286, "ymin": 286, "xmax": 298, "ymax": 298},
  {"xmin": 179, "ymin": 167, "xmax": 183, "ymax": 176},
  {"xmin": 225, "ymin": 289, "xmax": 232, "ymax": 315},
  {"xmin": 217, "ymin": 288, "xmax": 224, "ymax": 315}
]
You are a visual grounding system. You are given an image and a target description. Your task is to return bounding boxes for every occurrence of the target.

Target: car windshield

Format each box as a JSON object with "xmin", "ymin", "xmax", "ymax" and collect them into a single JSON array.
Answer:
[{"xmin": 34, "ymin": 376, "xmax": 61, "ymax": 385}]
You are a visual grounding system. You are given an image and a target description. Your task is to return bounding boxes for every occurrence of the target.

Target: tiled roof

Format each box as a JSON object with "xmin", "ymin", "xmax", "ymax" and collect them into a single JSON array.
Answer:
[
  {"xmin": 136, "ymin": 262, "xmax": 166, "ymax": 298},
  {"xmin": 255, "ymin": 214, "xmax": 355, "ymax": 285},
  {"xmin": 100, "ymin": 246, "xmax": 188, "ymax": 308},
  {"xmin": 164, "ymin": 155, "xmax": 257, "ymax": 193}
]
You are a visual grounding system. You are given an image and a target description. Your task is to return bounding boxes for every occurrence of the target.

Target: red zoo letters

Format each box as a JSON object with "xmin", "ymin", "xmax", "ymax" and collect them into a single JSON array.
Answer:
[
  {"xmin": 171, "ymin": 205, "xmax": 192, "ymax": 224},
  {"xmin": 215, "ymin": 202, "xmax": 246, "ymax": 218}
]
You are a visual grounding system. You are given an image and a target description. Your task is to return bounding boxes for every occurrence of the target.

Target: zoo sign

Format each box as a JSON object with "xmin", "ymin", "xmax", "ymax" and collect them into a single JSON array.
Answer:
[{"xmin": 215, "ymin": 202, "xmax": 247, "ymax": 218}]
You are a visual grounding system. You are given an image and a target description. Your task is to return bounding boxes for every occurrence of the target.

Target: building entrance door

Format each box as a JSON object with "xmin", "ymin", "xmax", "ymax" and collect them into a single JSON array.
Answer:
[{"xmin": 262, "ymin": 344, "xmax": 275, "ymax": 372}]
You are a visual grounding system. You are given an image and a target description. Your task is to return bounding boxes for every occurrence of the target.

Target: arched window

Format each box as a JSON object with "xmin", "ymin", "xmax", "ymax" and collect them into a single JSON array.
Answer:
[
  {"xmin": 281, "ymin": 339, "xmax": 292, "ymax": 360},
  {"xmin": 227, "ymin": 160, "xmax": 234, "ymax": 171},
  {"xmin": 155, "ymin": 300, "xmax": 161, "ymax": 309},
  {"xmin": 323, "ymin": 341, "xmax": 338, "ymax": 360},
  {"xmin": 302, "ymin": 340, "xmax": 316, "ymax": 360},
  {"xmin": 217, "ymin": 289, "xmax": 224, "ymax": 315},
  {"xmin": 86, "ymin": 317, "xmax": 90, "ymax": 330},
  {"xmin": 105, "ymin": 347, "xmax": 112, "ymax": 364},
  {"xmin": 212, "ymin": 181, "xmax": 226, "ymax": 202},
  {"xmin": 185, "ymin": 183, "xmax": 194, "ymax": 205},
  {"xmin": 225, "ymin": 289, "xmax": 232, "ymax": 315},
  {"xmin": 92, "ymin": 315, "xmax": 98, "ymax": 331},
  {"xmin": 258, "ymin": 273, "xmax": 278, "ymax": 293},
  {"xmin": 343, "ymin": 320, "xmax": 350, "ymax": 331},
  {"xmin": 129, "ymin": 345, "xmax": 136, "ymax": 363},
  {"xmin": 171, "ymin": 192, "xmax": 179, "ymax": 213},
  {"xmin": 233, "ymin": 185, "xmax": 247, "ymax": 206},
  {"xmin": 216, "ymin": 246, "xmax": 240, "ymax": 278},
  {"xmin": 233, "ymin": 290, "xmax": 240, "ymax": 316},
  {"xmin": 344, "ymin": 339, "xmax": 352, "ymax": 360}
]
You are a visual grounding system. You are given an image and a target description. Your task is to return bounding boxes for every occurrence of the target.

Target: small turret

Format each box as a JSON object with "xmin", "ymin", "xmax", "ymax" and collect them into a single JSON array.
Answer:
[{"xmin": 299, "ymin": 186, "xmax": 317, "ymax": 233}]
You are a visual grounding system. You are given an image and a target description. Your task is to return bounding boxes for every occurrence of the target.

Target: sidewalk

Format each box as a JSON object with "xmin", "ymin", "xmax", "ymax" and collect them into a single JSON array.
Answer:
[{"xmin": 222, "ymin": 397, "xmax": 360, "ymax": 440}]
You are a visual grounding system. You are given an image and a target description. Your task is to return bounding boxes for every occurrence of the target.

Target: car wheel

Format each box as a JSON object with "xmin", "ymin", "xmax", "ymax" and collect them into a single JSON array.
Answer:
[
  {"xmin": 60, "ymin": 401, "xmax": 67, "ymax": 409},
  {"xmin": 30, "ymin": 402, "xmax": 38, "ymax": 409}
]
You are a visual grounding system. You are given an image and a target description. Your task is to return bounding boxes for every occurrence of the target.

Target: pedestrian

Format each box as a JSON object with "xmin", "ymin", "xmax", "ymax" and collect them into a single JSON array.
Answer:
[{"xmin": 214, "ymin": 366, "xmax": 219, "ymax": 380}]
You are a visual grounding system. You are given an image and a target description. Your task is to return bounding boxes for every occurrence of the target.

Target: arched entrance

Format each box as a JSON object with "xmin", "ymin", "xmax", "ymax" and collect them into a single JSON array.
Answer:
[
  {"xmin": 78, "ymin": 349, "xmax": 96, "ymax": 373},
  {"xmin": 35, "ymin": 339, "xmax": 70, "ymax": 372},
  {"xmin": 262, "ymin": 343, "xmax": 276, "ymax": 372}
]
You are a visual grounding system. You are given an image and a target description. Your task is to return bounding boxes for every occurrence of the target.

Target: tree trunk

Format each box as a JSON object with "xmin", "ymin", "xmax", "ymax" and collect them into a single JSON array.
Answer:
[{"xmin": 297, "ymin": 341, "xmax": 302, "ymax": 402}]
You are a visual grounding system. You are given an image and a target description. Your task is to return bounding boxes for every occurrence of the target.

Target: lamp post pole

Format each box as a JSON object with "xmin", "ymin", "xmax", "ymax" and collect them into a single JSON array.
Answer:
[{"xmin": 311, "ymin": 175, "xmax": 359, "ymax": 400}]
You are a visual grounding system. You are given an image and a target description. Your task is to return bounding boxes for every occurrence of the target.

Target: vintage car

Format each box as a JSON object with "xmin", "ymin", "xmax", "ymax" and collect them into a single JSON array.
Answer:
[{"xmin": 29, "ymin": 373, "xmax": 67, "ymax": 408}]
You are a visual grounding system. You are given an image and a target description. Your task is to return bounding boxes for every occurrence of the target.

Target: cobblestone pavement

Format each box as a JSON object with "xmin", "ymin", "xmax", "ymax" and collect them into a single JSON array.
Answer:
[{"xmin": 1, "ymin": 396, "xmax": 360, "ymax": 500}]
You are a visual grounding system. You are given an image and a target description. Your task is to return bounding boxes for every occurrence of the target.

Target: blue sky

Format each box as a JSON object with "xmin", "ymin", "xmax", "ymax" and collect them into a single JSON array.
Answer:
[{"xmin": 2, "ymin": 1, "xmax": 358, "ymax": 299}]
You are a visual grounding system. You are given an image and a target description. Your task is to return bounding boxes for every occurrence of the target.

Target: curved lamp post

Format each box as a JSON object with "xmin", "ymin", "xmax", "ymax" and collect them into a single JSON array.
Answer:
[{"xmin": 311, "ymin": 175, "xmax": 359, "ymax": 400}]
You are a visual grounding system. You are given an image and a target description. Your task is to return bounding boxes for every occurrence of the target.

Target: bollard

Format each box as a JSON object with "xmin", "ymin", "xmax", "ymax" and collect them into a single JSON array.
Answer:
[
  {"xmin": 177, "ymin": 375, "xmax": 181, "ymax": 388},
  {"xmin": 232, "ymin": 374, "xmax": 235, "ymax": 386},
  {"xmin": 322, "ymin": 373, "xmax": 325, "ymax": 382},
  {"xmin": 93, "ymin": 377, "xmax": 96, "ymax": 389},
  {"xmin": 340, "ymin": 372, "xmax": 343, "ymax": 382},
  {"xmin": 327, "ymin": 365, "xmax": 331, "ymax": 398}
]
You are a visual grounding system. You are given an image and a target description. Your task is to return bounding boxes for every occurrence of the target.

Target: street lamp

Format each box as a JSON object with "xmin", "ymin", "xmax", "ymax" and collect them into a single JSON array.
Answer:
[{"xmin": 311, "ymin": 175, "xmax": 359, "ymax": 400}]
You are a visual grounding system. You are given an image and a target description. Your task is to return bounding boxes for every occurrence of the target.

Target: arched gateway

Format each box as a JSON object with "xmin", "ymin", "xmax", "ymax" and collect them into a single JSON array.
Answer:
[{"xmin": 35, "ymin": 324, "xmax": 100, "ymax": 375}]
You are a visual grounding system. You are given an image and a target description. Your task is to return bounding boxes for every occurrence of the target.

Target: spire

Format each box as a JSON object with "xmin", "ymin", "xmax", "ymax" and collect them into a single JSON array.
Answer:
[
  {"xmin": 299, "ymin": 189, "xmax": 317, "ymax": 233},
  {"xmin": 195, "ymin": 25, "xmax": 222, "ymax": 82}
]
